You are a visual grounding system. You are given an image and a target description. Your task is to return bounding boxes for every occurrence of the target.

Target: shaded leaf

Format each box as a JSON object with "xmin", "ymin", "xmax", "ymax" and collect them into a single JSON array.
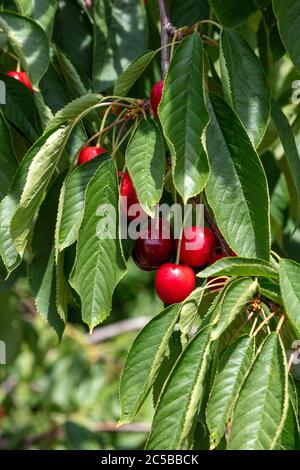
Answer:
[
  {"xmin": 93, "ymin": 0, "xmax": 146, "ymax": 91},
  {"xmin": 0, "ymin": 110, "xmax": 17, "ymax": 199},
  {"xmin": 273, "ymin": 0, "xmax": 300, "ymax": 71},
  {"xmin": 0, "ymin": 11, "xmax": 49, "ymax": 86},
  {"xmin": 210, "ymin": 0, "xmax": 257, "ymax": 27},
  {"xmin": 272, "ymin": 103, "xmax": 300, "ymax": 222},
  {"xmin": 15, "ymin": 0, "xmax": 57, "ymax": 40}
]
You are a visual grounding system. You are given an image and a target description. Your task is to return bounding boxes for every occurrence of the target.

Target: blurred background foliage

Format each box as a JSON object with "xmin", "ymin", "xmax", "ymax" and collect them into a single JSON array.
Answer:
[
  {"xmin": 0, "ymin": 258, "xmax": 162, "ymax": 449},
  {"xmin": 0, "ymin": 0, "xmax": 300, "ymax": 449}
]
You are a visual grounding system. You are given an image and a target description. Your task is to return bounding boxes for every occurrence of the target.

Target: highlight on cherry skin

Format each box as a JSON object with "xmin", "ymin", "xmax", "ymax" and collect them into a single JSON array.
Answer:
[
  {"xmin": 7, "ymin": 71, "xmax": 33, "ymax": 92},
  {"xmin": 132, "ymin": 219, "xmax": 175, "ymax": 271},
  {"xmin": 150, "ymin": 80, "xmax": 164, "ymax": 117},
  {"xmin": 155, "ymin": 263, "xmax": 196, "ymax": 305},
  {"xmin": 177, "ymin": 226, "xmax": 216, "ymax": 268},
  {"xmin": 77, "ymin": 146, "xmax": 107, "ymax": 166}
]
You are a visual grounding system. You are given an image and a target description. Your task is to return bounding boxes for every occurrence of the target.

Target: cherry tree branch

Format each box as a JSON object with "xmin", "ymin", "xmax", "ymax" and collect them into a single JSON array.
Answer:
[
  {"xmin": 204, "ymin": 206, "xmax": 232, "ymax": 256},
  {"xmin": 157, "ymin": 0, "xmax": 173, "ymax": 77}
]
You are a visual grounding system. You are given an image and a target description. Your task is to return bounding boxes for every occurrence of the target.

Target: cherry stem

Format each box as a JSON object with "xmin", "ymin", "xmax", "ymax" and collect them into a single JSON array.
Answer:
[
  {"xmin": 276, "ymin": 313, "xmax": 285, "ymax": 332},
  {"xmin": 259, "ymin": 307, "xmax": 271, "ymax": 335},
  {"xmin": 82, "ymin": 117, "xmax": 127, "ymax": 149},
  {"xmin": 231, "ymin": 310, "xmax": 256, "ymax": 342},
  {"xmin": 200, "ymin": 19, "xmax": 221, "ymax": 30},
  {"xmin": 175, "ymin": 203, "xmax": 193, "ymax": 265},
  {"xmin": 251, "ymin": 311, "xmax": 276, "ymax": 337}
]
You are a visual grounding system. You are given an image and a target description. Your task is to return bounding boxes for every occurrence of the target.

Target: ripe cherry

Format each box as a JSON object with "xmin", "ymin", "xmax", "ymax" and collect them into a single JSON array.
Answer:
[
  {"xmin": 155, "ymin": 263, "xmax": 196, "ymax": 304},
  {"xmin": 177, "ymin": 226, "xmax": 216, "ymax": 268},
  {"xmin": 150, "ymin": 80, "xmax": 164, "ymax": 117},
  {"xmin": 120, "ymin": 171, "xmax": 144, "ymax": 221},
  {"xmin": 133, "ymin": 219, "xmax": 175, "ymax": 271},
  {"xmin": 77, "ymin": 146, "xmax": 106, "ymax": 166},
  {"xmin": 7, "ymin": 71, "xmax": 33, "ymax": 92}
]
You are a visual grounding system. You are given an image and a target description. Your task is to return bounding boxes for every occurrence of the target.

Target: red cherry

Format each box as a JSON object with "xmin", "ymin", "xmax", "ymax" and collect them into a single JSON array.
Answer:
[
  {"xmin": 7, "ymin": 71, "xmax": 33, "ymax": 92},
  {"xmin": 155, "ymin": 263, "xmax": 196, "ymax": 304},
  {"xmin": 150, "ymin": 80, "xmax": 164, "ymax": 117},
  {"xmin": 177, "ymin": 226, "xmax": 216, "ymax": 268},
  {"xmin": 77, "ymin": 146, "xmax": 106, "ymax": 166},
  {"xmin": 133, "ymin": 219, "xmax": 175, "ymax": 271},
  {"xmin": 120, "ymin": 171, "xmax": 144, "ymax": 221}
]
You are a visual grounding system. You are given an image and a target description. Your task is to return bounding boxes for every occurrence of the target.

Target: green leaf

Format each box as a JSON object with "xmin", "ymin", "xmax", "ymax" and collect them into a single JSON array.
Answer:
[
  {"xmin": 54, "ymin": 47, "xmax": 87, "ymax": 98},
  {"xmin": 228, "ymin": 333, "xmax": 288, "ymax": 450},
  {"xmin": 113, "ymin": 50, "xmax": 156, "ymax": 97},
  {"xmin": 258, "ymin": 277, "xmax": 282, "ymax": 304},
  {"xmin": 146, "ymin": 327, "xmax": 212, "ymax": 450},
  {"xmin": 0, "ymin": 12, "xmax": 49, "ymax": 86},
  {"xmin": 69, "ymin": 159, "xmax": 127, "ymax": 330},
  {"xmin": 207, "ymin": 336, "xmax": 254, "ymax": 449},
  {"xmin": 55, "ymin": 249, "xmax": 68, "ymax": 323},
  {"xmin": 0, "ymin": 130, "xmax": 54, "ymax": 273},
  {"xmin": 209, "ymin": 0, "xmax": 257, "ymax": 27},
  {"xmin": 170, "ymin": 0, "xmax": 209, "ymax": 27},
  {"xmin": 0, "ymin": 72, "xmax": 41, "ymax": 143},
  {"xmin": 53, "ymin": 0, "xmax": 92, "ymax": 77},
  {"xmin": 46, "ymin": 93, "xmax": 102, "ymax": 131},
  {"xmin": 279, "ymin": 258, "xmax": 300, "ymax": 339},
  {"xmin": 179, "ymin": 287, "xmax": 204, "ymax": 346},
  {"xmin": 210, "ymin": 278, "xmax": 258, "ymax": 341},
  {"xmin": 0, "ymin": 110, "xmax": 17, "ymax": 200},
  {"xmin": 126, "ymin": 119, "xmax": 165, "ymax": 217},
  {"xmin": 119, "ymin": 304, "xmax": 181, "ymax": 425},
  {"xmin": 159, "ymin": 32, "xmax": 209, "ymax": 203},
  {"xmin": 28, "ymin": 176, "xmax": 65, "ymax": 338},
  {"xmin": 14, "ymin": 0, "xmax": 57, "ymax": 40},
  {"xmin": 273, "ymin": 0, "xmax": 300, "ymax": 72},
  {"xmin": 11, "ymin": 126, "xmax": 70, "ymax": 256},
  {"xmin": 57, "ymin": 154, "xmax": 108, "ymax": 251},
  {"xmin": 198, "ymin": 258, "xmax": 278, "ymax": 279},
  {"xmin": 272, "ymin": 103, "xmax": 300, "ymax": 222},
  {"xmin": 220, "ymin": 28, "xmax": 270, "ymax": 148},
  {"xmin": 279, "ymin": 400, "xmax": 300, "ymax": 450},
  {"xmin": 93, "ymin": 0, "xmax": 147, "ymax": 91},
  {"xmin": 152, "ymin": 331, "xmax": 182, "ymax": 408},
  {"xmin": 205, "ymin": 94, "xmax": 270, "ymax": 260}
]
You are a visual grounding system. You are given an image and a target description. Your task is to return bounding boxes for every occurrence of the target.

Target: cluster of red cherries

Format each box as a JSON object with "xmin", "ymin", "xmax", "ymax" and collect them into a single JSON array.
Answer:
[
  {"xmin": 6, "ymin": 70, "xmax": 231, "ymax": 305},
  {"xmin": 77, "ymin": 80, "xmax": 231, "ymax": 305}
]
